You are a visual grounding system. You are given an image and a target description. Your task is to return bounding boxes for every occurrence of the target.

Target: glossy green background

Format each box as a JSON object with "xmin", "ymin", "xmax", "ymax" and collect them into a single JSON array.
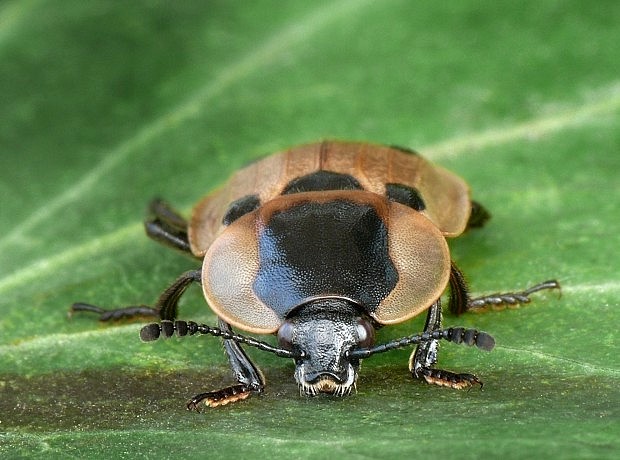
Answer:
[{"xmin": 1, "ymin": 1, "xmax": 618, "ymax": 458}]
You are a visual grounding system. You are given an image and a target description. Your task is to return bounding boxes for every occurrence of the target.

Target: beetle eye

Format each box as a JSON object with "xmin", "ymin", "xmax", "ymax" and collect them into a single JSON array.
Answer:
[
  {"xmin": 355, "ymin": 318, "xmax": 375, "ymax": 348},
  {"xmin": 277, "ymin": 320, "xmax": 295, "ymax": 351}
]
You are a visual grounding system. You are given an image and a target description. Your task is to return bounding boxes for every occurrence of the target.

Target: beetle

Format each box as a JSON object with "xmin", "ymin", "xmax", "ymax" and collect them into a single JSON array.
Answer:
[{"xmin": 71, "ymin": 140, "xmax": 559, "ymax": 410}]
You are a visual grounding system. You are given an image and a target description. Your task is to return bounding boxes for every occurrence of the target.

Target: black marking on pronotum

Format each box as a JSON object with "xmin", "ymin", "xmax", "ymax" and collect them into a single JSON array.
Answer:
[{"xmin": 282, "ymin": 171, "xmax": 363, "ymax": 194}]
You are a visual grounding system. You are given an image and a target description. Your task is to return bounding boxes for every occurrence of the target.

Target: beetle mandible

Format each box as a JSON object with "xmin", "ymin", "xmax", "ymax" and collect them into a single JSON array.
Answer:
[{"xmin": 71, "ymin": 141, "xmax": 559, "ymax": 410}]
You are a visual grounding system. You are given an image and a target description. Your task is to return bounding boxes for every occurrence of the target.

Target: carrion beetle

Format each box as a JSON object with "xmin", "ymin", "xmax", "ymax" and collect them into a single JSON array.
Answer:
[{"xmin": 71, "ymin": 141, "xmax": 559, "ymax": 410}]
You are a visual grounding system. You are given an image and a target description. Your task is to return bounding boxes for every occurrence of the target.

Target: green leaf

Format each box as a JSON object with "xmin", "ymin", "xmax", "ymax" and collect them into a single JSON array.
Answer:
[{"xmin": 1, "ymin": 0, "xmax": 619, "ymax": 458}]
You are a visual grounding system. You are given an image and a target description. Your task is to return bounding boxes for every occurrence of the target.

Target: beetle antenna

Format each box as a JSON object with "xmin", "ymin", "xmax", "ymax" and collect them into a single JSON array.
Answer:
[
  {"xmin": 348, "ymin": 327, "xmax": 495, "ymax": 360},
  {"xmin": 140, "ymin": 320, "xmax": 301, "ymax": 359}
]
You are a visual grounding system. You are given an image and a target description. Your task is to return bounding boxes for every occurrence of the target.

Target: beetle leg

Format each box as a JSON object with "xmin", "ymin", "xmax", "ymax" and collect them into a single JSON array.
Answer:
[
  {"xmin": 409, "ymin": 299, "xmax": 484, "ymax": 389},
  {"xmin": 155, "ymin": 269, "xmax": 202, "ymax": 320},
  {"xmin": 449, "ymin": 263, "xmax": 560, "ymax": 314},
  {"xmin": 148, "ymin": 198, "xmax": 188, "ymax": 230},
  {"xmin": 144, "ymin": 198, "xmax": 194, "ymax": 255},
  {"xmin": 415, "ymin": 368, "xmax": 482, "ymax": 389},
  {"xmin": 69, "ymin": 270, "xmax": 201, "ymax": 322},
  {"xmin": 409, "ymin": 299, "xmax": 442, "ymax": 373},
  {"xmin": 187, "ymin": 319, "xmax": 265, "ymax": 411},
  {"xmin": 69, "ymin": 302, "xmax": 159, "ymax": 321},
  {"xmin": 465, "ymin": 280, "xmax": 561, "ymax": 312},
  {"xmin": 465, "ymin": 200, "xmax": 491, "ymax": 230}
]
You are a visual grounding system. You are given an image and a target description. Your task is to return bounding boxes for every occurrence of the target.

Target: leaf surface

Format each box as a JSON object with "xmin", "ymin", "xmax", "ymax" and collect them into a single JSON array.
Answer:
[{"xmin": 1, "ymin": 1, "xmax": 619, "ymax": 458}]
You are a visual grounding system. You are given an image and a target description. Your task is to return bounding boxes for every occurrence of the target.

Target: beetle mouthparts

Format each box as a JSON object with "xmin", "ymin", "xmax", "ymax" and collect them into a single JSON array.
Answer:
[
  {"xmin": 297, "ymin": 363, "xmax": 357, "ymax": 397},
  {"xmin": 314, "ymin": 377, "xmax": 339, "ymax": 394},
  {"xmin": 300, "ymin": 376, "xmax": 354, "ymax": 397}
]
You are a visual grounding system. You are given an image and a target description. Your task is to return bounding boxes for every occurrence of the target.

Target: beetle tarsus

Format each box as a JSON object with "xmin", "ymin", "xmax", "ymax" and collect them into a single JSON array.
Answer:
[
  {"xmin": 68, "ymin": 302, "xmax": 106, "ymax": 316},
  {"xmin": 415, "ymin": 367, "xmax": 483, "ymax": 389},
  {"xmin": 466, "ymin": 280, "xmax": 561, "ymax": 312},
  {"xmin": 187, "ymin": 384, "xmax": 255, "ymax": 411}
]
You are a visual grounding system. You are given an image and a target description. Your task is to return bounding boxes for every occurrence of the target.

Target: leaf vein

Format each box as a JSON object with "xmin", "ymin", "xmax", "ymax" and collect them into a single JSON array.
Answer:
[
  {"xmin": 0, "ymin": 0, "xmax": 374, "ymax": 250},
  {"xmin": 498, "ymin": 345, "xmax": 619, "ymax": 376},
  {"xmin": 423, "ymin": 82, "xmax": 620, "ymax": 159}
]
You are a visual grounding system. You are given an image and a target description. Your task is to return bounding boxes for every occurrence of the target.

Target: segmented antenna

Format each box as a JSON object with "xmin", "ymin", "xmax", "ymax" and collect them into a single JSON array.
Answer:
[
  {"xmin": 348, "ymin": 327, "xmax": 495, "ymax": 360},
  {"xmin": 140, "ymin": 320, "xmax": 301, "ymax": 359},
  {"xmin": 141, "ymin": 322, "xmax": 493, "ymax": 362}
]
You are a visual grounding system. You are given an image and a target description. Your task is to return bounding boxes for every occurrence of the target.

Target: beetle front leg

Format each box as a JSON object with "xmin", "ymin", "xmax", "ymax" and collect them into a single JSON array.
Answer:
[
  {"xmin": 409, "ymin": 299, "xmax": 483, "ymax": 389},
  {"xmin": 409, "ymin": 299, "xmax": 442, "ymax": 375},
  {"xmin": 187, "ymin": 319, "xmax": 265, "ymax": 411},
  {"xmin": 69, "ymin": 270, "xmax": 201, "ymax": 321}
]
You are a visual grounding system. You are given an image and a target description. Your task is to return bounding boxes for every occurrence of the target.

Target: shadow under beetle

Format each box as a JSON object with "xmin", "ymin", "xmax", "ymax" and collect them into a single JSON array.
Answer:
[{"xmin": 71, "ymin": 141, "xmax": 559, "ymax": 410}]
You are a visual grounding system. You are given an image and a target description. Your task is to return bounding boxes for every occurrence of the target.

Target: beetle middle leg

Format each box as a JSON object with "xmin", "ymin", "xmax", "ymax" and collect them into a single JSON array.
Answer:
[
  {"xmin": 70, "ymin": 270, "xmax": 201, "ymax": 321},
  {"xmin": 409, "ymin": 299, "xmax": 483, "ymax": 389},
  {"xmin": 448, "ymin": 263, "xmax": 560, "ymax": 315},
  {"xmin": 186, "ymin": 319, "xmax": 265, "ymax": 411},
  {"xmin": 465, "ymin": 280, "xmax": 561, "ymax": 312}
]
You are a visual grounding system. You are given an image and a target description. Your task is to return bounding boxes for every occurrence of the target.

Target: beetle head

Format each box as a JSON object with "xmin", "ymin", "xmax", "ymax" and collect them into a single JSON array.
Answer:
[{"xmin": 276, "ymin": 298, "xmax": 375, "ymax": 397}]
